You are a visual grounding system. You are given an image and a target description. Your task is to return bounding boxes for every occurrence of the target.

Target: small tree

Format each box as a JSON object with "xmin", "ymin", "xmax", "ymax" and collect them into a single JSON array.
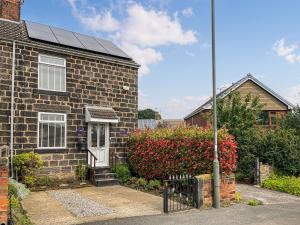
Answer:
[
  {"xmin": 280, "ymin": 106, "xmax": 300, "ymax": 135},
  {"xmin": 138, "ymin": 108, "xmax": 161, "ymax": 120},
  {"xmin": 216, "ymin": 92, "xmax": 263, "ymax": 137}
]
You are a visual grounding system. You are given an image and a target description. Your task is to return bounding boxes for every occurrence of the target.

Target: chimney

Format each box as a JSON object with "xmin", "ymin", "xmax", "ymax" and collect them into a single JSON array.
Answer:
[{"xmin": 0, "ymin": 0, "xmax": 23, "ymax": 22}]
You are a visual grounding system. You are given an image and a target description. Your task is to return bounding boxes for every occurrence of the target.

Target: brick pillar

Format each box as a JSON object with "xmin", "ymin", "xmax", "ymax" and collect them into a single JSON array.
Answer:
[
  {"xmin": 195, "ymin": 174, "xmax": 236, "ymax": 208},
  {"xmin": 0, "ymin": 157, "xmax": 9, "ymax": 225}
]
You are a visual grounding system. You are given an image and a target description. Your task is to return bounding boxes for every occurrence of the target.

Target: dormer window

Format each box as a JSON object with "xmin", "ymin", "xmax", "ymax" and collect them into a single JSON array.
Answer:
[{"xmin": 38, "ymin": 54, "xmax": 66, "ymax": 92}]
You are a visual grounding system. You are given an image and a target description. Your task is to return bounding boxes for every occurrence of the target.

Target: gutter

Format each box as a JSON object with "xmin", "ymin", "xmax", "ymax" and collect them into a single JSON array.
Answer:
[{"xmin": 10, "ymin": 40, "xmax": 16, "ymax": 178}]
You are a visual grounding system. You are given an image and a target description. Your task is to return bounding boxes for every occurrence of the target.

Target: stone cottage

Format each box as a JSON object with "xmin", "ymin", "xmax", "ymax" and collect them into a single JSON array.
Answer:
[{"xmin": 0, "ymin": 0, "xmax": 139, "ymax": 185}]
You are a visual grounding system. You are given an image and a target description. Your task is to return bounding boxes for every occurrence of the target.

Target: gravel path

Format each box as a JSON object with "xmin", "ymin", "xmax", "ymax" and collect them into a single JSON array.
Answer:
[{"xmin": 47, "ymin": 190, "xmax": 114, "ymax": 217}]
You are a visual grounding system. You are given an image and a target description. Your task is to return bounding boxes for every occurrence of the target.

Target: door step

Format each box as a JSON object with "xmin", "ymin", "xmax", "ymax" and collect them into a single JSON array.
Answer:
[{"xmin": 95, "ymin": 178, "xmax": 119, "ymax": 187}]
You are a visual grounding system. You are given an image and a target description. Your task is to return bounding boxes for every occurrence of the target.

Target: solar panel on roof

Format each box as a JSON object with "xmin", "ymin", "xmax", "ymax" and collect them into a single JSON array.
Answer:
[
  {"xmin": 25, "ymin": 21, "xmax": 131, "ymax": 59},
  {"xmin": 50, "ymin": 27, "xmax": 84, "ymax": 49},
  {"xmin": 73, "ymin": 32, "xmax": 109, "ymax": 54},
  {"xmin": 96, "ymin": 38, "xmax": 130, "ymax": 58},
  {"xmin": 26, "ymin": 21, "xmax": 58, "ymax": 43}
]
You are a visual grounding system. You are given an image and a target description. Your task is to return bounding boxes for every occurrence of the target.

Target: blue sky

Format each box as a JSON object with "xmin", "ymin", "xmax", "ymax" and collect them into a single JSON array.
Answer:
[{"xmin": 22, "ymin": 0, "xmax": 300, "ymax": 118}]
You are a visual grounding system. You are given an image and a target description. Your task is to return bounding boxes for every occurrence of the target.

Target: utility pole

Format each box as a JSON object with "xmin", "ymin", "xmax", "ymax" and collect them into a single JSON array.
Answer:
[{"xmin": 211, "ymin": 0, "xmax": 220, "ymax": 208}]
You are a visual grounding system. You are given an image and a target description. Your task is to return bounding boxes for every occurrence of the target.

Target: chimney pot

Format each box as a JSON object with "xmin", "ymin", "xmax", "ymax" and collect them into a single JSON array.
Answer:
[{"xmin": 0, "ymin": 0, "xmax": 23, "ymax": 22}]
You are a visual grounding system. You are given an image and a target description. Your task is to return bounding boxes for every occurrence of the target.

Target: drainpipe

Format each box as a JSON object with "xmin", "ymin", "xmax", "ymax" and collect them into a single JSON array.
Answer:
[{"xmin": 10, "ymin": 40, "xmax": 16, "ymax": 178}]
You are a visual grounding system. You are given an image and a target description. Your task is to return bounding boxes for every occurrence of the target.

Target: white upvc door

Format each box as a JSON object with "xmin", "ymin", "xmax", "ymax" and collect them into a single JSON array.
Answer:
[{"xmin": 88, "ymin": 123, "xmax": 109, "ymax": 167}]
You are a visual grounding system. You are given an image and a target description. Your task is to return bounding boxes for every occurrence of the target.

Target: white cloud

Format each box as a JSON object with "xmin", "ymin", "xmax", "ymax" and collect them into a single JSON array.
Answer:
[
  {"xmin": 162, "ymin": 95, "xmax": 210, "ymax": 118},
  {"xmin": 182, "ymin": 7, "xmax": 193, "ymax": 17},
  {"xmin": 67, "ymin": 0, "xmax": 119, "ymax": 32},
  {"xmin": 273, "ymin": 39, "xmax": 300, "ymax": 64},
  {"xmin": 67, "ymin": 1, "xmax": 198, "ymax": 75},
  {"xmin": 121, "ymin": 43, "xmax": 163, "ymax": 74},
  {"xmin": 285, "ymin": 85, "xmax": 300, "ymax": 105},
  {"xmin": 118, "ymin": 4, "xmax": 197, "ymax": 47}
]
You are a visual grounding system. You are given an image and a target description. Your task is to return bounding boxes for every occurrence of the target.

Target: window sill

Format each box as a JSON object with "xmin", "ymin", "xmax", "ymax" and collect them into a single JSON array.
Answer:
[
  {"xmin": 34, "ymin": 89, "xmax": 69, "ymax": 96},
  {"xmin": 35, "ymin": 148, "xmax": 68, "ymax": 154}
]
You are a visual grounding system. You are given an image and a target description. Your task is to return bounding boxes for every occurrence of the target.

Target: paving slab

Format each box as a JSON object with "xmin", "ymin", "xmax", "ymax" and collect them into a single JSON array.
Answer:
[{"xmin": 22, "ymin": 185, "xmax": 163, "ymax": 225}]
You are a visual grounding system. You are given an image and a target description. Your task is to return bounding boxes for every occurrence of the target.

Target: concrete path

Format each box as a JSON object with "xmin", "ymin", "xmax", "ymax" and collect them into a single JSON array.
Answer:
[
  {"xmin": 80, "ymin": 184, "xmax": 300, "ymax": 225},
  {"xmin": 22, "ymin": 185, "xmax": 162, "ymax": 225},
  {"xmin": 237, "ymin": 184, "xmax": 300, "ymax": 205}
]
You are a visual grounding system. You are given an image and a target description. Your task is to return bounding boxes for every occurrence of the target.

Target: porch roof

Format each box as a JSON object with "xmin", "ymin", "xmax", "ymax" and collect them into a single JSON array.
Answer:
[{"xmin": 85, "ymin": 106, "xmax": 119, "ymax": 123}]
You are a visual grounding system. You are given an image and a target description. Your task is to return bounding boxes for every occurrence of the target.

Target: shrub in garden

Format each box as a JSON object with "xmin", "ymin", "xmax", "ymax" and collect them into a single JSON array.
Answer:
[
  {"xmin": 115, "ymin": 164, "xmax": 132, "ymax": 183},
  {"xmin": 146, "ymin": 179, "xmax": 161, "ymax": 190},
  {"xmin": 136, "ymin": 178, "xmax": 147, "ymax": 189},
  {"xmin": 75, "ymin": 163, "xmax": 88, "ymax": 182},
  {"xmin": 128, "ymin": 127, "xmax": 237, "ymax": 179},
  {"xmin": 237, "ymin": 128, "xmax": 300, "ymax": 180},
  {"xmin": 262, "ymin": 175, "xmax": 300, "ymax": 196},
  {"xmin": 13, "ymin": 152, "xmax": 44, "ymax": 187}
]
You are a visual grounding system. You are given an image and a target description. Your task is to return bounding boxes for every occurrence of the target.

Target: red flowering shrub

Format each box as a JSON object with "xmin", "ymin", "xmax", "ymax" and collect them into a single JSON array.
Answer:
[{"xmin": 128, "ymin": 127, "xmax": 237, "ymax": 179}]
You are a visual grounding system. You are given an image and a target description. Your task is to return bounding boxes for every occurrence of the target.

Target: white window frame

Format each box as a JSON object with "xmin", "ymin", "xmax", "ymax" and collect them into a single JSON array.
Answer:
[
  {"xmin": 38, "ymin": 54, "xmax": 67, "ymax": 92},
  {"xmin": 37, "ymin": 112, "xmax": 67, "ymax": 149}
]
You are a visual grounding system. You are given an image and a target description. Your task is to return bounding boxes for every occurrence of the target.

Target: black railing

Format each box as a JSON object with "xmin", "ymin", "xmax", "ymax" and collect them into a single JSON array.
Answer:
[
  {"xmin": 163, "ymin": 174, "xmax": 198, "ymax": 213},
  {"xmin": 86, "ymin": 149, "xmax": 98, "ymax": 184}
]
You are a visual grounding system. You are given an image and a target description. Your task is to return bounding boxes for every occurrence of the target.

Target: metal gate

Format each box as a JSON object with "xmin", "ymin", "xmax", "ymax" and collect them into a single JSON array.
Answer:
[{"xmin": 163, "ymin": 174, "xmax": 198, "ymax": 213}]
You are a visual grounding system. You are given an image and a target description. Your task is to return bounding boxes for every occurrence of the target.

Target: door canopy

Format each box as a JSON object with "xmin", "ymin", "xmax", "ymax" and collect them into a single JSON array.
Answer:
[{"xmin": 85, "ymin": 106, "xmax": 119, "ymax": 123}]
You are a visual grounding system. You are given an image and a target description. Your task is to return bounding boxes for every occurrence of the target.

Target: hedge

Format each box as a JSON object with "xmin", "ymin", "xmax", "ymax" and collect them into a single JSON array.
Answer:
[
  {"xmin": 128, "ymin": 127, "xmax": 237, "ymax": 179},
  {"xmin": 236, "ymin": 128, "xmax": 300, "ymax": 180}
]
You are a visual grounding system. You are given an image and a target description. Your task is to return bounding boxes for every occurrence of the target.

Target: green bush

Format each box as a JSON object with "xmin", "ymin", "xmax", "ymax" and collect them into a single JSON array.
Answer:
[
  {"xmin": 75, "ymin": 164, "xmax": 88, "ymax": 182},
  {"xmin": 9, "ymin": 180, "xmax": 32, "ymax": 225},
  {"xmin": 37, "ymin": 176, "xmax": 54, "ymax": 187},
  {"xmin": 13, "ymin": 152, "xmax": 44, "ymax": 187},
  {"xmin": 136, "ymin": 178, "xmax": 147, "ymax": 189},
  {"xmin": 115, "ymin": 164, "xmax": 132, "ymax": 183},
  {"xmin": 247, "ymin": 199, "xmax": 260, "ymax": 206},
  {"xmin": 146, "ymin": 179, "xmax": 161, "ymax": 190},
  {"xmin": 262, "ymin": 175, "xmax": 300, "ymax": 196},
  {"xmin": 236, "ymin": 128, "xmax": 300, "ymax": 180}
]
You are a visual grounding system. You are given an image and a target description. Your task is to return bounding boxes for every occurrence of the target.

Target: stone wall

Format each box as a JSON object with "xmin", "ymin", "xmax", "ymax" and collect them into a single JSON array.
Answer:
[
  {"xmin": 0, "ymin": 39, "xmax": 138, "ymax": 176},
  {"xmin": 196, "ymin": 174, "xmax": 236, "ymax": 208},
  {"xmin": 0, "ymin": 157, "xmax": 8, "ymax": 225},
  {"xmin": 259, "ymin": 163, "xmax": 274, "ymax": 184}
]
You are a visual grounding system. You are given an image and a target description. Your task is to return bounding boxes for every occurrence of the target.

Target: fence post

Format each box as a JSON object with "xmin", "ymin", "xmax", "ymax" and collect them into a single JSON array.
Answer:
[
  {"xmin": 255, "ymin": 157, "xmax": 260, "ymax": 185},
  {"xmin": 163, "ymin": 181, "xmax": 169, "ymax": 213},
  {"xmin": 194, "ymin": 178, "xmax": 201, "ymax": 209}
]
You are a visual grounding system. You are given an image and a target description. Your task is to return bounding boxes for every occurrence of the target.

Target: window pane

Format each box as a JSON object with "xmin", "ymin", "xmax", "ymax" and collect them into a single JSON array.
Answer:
[
  {"xmin": 48, "ymin": 114, "xmax": 55, "ymax": 121},
  {"xmin": 90, "ymin": 125, "xmax": 97, "ymax": 148},
  {"xmin": 40, "ymin": 114, "xmax": 49, "ymax": 121},
  {"xmin": 61, "ymin": 125, "xmax": 65, "ymax": 147},
  {"xmin": 55, "ymin": 124, "xmax": 62, "ymax": 147},
  {"xmin": 40, "ymin": 55, "xmax": 64, "ymax": 66},
  {"xmin": 54, "ymin": 67, "xmax": 61, "ymax": 91},
  {"xmin": 99, "ymin": 124, "xmax": 105, "ymax": 147},
  {"xmin": 49, "ymin": 123, "xmax": 55, "ymax": 147},
  {"xmin": 256, "ymin": 111, "xmax": 269, "ymax": 125},
  {"xmin": 55, "ymin": 115, "xmax": 64, "ymax": 121},
  {"xmin": 270, "ymin": 112, "xmax": 277, "ymax": 125},
  {"xmin": 40, "ymin": 64, "xmax": 48, "ymax": 89},
  {"xmin": 42, "ymin": 123, "xmax": 48, "ymax": 147},
  {"xmin": 60, "ymin": 68, "xmax": 66, "ymax": 91},
  {"xmin": 49, "ymin": 67, "xmax": 55, "ymax": 90}
]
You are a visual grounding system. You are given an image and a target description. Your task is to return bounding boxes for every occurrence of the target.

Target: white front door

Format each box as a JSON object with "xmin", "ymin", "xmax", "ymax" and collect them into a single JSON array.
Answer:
[{"xmin": 88, "ymin": 123, "xmax": 109, "ymax": 167}]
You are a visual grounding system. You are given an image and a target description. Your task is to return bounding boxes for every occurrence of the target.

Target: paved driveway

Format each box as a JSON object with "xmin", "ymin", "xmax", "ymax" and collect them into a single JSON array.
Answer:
[
  {"xmin": 80, "ymin": 185, "xmax": 300, "ymax": 225},
  {"xmin": 22, "ymin": 185, "xmax": 162, "ymax": 225}
]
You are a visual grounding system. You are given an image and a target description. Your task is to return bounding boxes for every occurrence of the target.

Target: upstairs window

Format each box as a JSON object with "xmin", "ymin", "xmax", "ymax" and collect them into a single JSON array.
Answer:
[
  {"xmin": 38, "ymin": 54, "xmax": 66, "ymax": 92},
  {"xmin": 38, "ymin": 112, "xmax": 67, "ymax": 149}
]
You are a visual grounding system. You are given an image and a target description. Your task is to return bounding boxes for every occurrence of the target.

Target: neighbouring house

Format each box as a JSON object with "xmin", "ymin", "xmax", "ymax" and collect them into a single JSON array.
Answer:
[
  {"xmin": 157, "ymin": 119, "xmax": 185, "ymax": 128},
  {"xmin": 185, "ymin": 74, "xmax": 294, "ymax": 127},
  {"xmin": 0, "ymin": 0, "xmax": 139, "ymax": 185}
]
